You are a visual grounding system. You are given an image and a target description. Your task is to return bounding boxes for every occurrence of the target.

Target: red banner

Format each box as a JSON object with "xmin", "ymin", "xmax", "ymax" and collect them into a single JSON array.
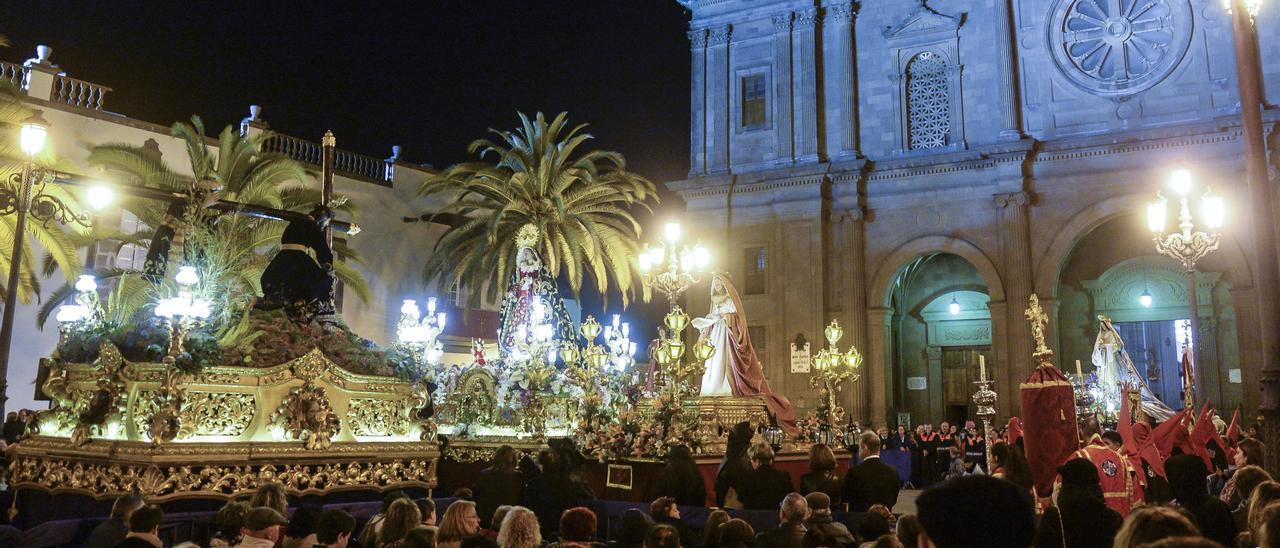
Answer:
[{"xmin": 1020, "ymin": 364, "xmax": 1079, "ymax": 496}]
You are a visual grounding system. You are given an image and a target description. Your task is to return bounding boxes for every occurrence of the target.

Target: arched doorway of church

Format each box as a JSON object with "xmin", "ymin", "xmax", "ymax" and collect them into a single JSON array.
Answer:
[
  {"xmin": 885, "ymin": 253, "xmax": 992, "ymax": 428},
  {"xmin": 1054, "ymin": 214, "xmax": 1248, "ymax": 412}
]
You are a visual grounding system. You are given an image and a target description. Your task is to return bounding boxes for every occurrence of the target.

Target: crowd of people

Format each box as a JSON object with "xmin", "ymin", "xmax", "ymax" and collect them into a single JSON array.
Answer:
[{"xmin": 0, "ymin": 413, "xmax": 1274, "ymax": 548}]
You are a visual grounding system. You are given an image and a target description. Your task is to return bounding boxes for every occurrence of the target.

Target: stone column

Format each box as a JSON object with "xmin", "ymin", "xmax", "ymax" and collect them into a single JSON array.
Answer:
[
  {"xmin": 926, "ymin": 346, "xmax": 944, "ymax": 423},
  {"xmin": 829, "ymin": 208, "xmax": 870, "ymax": 421},
  {"xmin": 995, "ymin": 192, "xmax": 1035, "ymax": 386},
  {"xmin": 987, "ymin": 301, "xmax": 1017, "ymax": 419},
  {"xmin": 689, "ymin": 28, "xmax": 709, "ymax": 175},
  {"xmin": 866, "ymin": 307, "xmax": 894, "ymax": 427},
  {"xmin": 792, "ymin": 8, "xmax": 822, "ymax": 162},
  {"xmin": 772, "ymin": 13, "xmax": 794, "ymax": 165},
  {"xmin": 994, "ymin": 0, "xmax": 1024, "ymax": 140},
  {"xmin": 706, "ymin": 25, "xmax": 732, "ymax": 174},
  {"xmin": 826, "ymin": 2, "xmax": 860, "ymax": 159}
]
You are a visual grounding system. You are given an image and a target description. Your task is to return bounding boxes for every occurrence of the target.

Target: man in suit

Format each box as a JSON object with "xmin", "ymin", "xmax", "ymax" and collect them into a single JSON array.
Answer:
[
  {"xmin": 737, "ymin": 441, "xmax": 796, "ymax": 510},
  {"xmin": 753, "ymin": 493, "xmax": 809, "ymax": 548},
  {"xmin": 842, "ymin": 430, "xmax": 901, "ymax": 512}
]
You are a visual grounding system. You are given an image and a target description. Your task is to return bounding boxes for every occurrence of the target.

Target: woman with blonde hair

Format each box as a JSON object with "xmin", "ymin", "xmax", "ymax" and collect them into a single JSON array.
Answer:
[
  {"xmin": 1111, "ymin": 506, "xmax": 1199, "ymax": 548},
  {"xmin": 379, "ymin": 498, "xmax": 423, "ymax": 548},
  {"xmin": 496, "ymin": 506, "xmax": 541, "ymax": 548},
  {"xmin": 249, "ymin": 481, "xmax": 288, "ymax": 515},
  {"xmin": 438, "ymin": 500, "xmax": 482, "ymax": 548}
]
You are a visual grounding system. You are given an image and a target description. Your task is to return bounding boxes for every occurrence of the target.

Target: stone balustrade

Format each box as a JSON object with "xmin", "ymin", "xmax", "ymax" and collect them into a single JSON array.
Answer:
[{"xmin": 51, "ymin": 73, "xmax": 111, "ymax": 110}]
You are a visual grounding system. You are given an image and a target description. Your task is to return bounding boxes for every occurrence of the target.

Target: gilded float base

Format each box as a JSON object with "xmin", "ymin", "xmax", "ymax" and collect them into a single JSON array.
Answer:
[{"xmin": 8, "ymin": 436, "xmax": 440, "ymax": 502}]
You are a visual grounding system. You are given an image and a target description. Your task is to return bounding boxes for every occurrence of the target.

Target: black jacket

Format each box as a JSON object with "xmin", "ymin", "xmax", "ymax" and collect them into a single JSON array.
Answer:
[
  {"xmin": 800, "ymin": 515, "xmax": 855, "ymax": 548},
  {"xmin": 474, "ymin": 466, "xmax": 524, "ymax": 527},
  {"xmin": 715, "ymin": 452, "xmax": 753, "ymax": 508},
  {"xmin": 841, "ymin": 455, "xmax": 900, "ymax": 512},
  {"xmin": 798, "ymin": 471, "xmax": 843, "ymax": 509},
  {"xmin": 654, "ymin": 515, "xmax": 699, "ymax": 548},
  {"xmin": 522, "ymin": 472, "xmax": 591, "ymax": 535},
  {"xmin": 751, "ymin": 522, "xmax": 806, "ymax": 548},
  {"xmin": 1032, "ymin": 489, "xmax": 1123, "ymax": 548},
  {"xmin": 655, "ymin": 467, "xmax": 708, "ymax": 507},
  {"xmin": 737, "ymin": 464, "xmax": 794, "ymax": 510}
]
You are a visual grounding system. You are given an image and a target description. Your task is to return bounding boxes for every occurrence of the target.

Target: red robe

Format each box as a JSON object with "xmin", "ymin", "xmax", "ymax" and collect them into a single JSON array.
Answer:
[{"xmin": 1072, "ymin": 437, "xmax": 1143, "ymax": 517}]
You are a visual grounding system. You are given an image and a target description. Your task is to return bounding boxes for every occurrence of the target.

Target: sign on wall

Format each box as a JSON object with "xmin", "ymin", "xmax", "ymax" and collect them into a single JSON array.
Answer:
[
  {"xmin": 907, "ymin": 376, "xmax": 928, "ymax": 390},
  {"xmin": 790, "ymin": 339, "xmax": 811, "ymax": 373}
]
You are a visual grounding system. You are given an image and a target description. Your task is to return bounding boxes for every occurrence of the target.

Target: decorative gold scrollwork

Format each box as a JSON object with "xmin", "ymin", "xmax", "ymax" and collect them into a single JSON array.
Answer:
[{"xmin": 270, "ymin": 382, "xmax": 341, "ymax": 450}]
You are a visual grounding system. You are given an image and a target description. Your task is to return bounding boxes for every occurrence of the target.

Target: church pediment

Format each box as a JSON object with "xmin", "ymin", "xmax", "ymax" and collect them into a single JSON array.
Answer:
[{"xmin": 883, "ymin": 1, "xmax": 963, "ymax": 41}]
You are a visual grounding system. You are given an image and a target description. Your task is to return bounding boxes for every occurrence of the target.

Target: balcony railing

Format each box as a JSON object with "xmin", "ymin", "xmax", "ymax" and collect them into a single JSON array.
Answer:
[
  {"xmin": 262, "ymin": 133, "xmax": 393, "ymax": 184},
  {"xmin": 53, "ymin": 74, "xmax": 111, "ymax": 111},
  {"xmin": 0, "ymin": 61, "xmax": 25, "ymax": 88}
]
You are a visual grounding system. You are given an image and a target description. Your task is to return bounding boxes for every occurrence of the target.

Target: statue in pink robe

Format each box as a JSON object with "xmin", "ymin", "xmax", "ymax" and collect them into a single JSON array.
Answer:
[{"xmin": 693, "ymin": 274, "xmax": 797, "ymax": 432}]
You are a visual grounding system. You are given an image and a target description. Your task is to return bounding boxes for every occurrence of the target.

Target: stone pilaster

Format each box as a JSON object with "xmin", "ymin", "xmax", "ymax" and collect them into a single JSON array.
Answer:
[
  {"xmin": 866, "ymin": 307, "xmax": 893, "ymax": 427},
  {"xmin": 994, "ymin": 0, "xmax": 1024, "ymax": 140},
  {"xmin": 826, "ymin": 3, "xmax": 860, "ymax": 159},
  {"xmin": 707, "ymin": 25, "xmax": 732, "ymax": 174},
  {"xmin": 772, "ymin": 13, "xmax": 794, "ymax": 164},
  {"xmin": 995, "ymin": 192, "xmax": 1035, "ymax": 394},
  {"xmin": 987, "ymin": 300, "xmax": 1016, "ymax": 419},
  {"xmin": 828, "ymin": 208, "xmax": 870, "ymax": 422},
  {"xmin": 792, "ymin": 8, "xmax": 822, "ymax": 162},
  {"xmin": 689, "ymin": 29, "xmax": 708, "ymax": 175}
]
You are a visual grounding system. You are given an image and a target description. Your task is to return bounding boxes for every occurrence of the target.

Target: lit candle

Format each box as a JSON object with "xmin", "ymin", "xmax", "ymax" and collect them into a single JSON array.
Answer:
[
  {"xmin": 1075, "ymin": 359, "xmax": 1084, "ymax": 382},
  {"xmin": 979, "ymin": 355, "xmax": 987, "ymax": 382}
]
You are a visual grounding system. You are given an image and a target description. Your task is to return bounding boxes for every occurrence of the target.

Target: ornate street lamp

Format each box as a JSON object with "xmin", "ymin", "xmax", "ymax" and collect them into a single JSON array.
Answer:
[
  {"xmin": 808, "ymin": 320, "xmax": 863, "ymax": 445},
  {"xmin": 652, "ymin": 307, "xmax": 715, "ymax": 407},
  {"xmin": 1147, "ymin": 168, "xmax": 1225, "ymax": 408},
  {"xmin": 0, "ymin": 111, "xmax": 112, "ymax": 412},
  {"xmin": 638, "ymin": 222, "xmax": 711, "ymax": 309}
]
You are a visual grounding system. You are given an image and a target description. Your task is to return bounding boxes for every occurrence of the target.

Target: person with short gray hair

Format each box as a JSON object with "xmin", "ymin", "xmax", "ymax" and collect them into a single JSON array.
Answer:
[
  {"xmin": 753, "ymin": 493, "xmax": 809, "ymax": 548},
  {"xmin": 842, "ymin": 430, "xmax": 900, "ymax": 512},
  {"xmin": 737, "ymin": 441, "xmax": 794, "ymax": 510}
]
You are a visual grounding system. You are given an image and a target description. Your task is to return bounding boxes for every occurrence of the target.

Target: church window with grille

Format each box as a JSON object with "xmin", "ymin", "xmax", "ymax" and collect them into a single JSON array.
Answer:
[
  {"xmin": 741, "ymin": 74, "xmax": 767, "ymax": 129},
  {"xmin": 906, "ymin": 51, "xmax": 951, "ymax": 150}
]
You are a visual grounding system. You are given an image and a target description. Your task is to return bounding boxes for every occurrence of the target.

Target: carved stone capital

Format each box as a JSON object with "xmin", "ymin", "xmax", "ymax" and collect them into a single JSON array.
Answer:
[
  {"xmin": 826, "ymin": 2, "xmax": 857, "ymax": 22},
  {"xmin": 772, "ymin": 12, "xmax": 793, "ymax": 33},
  {"xmin": 794, "ymin": 8, "xmax": 821, "ymax": 27},
  {"xmin": 688, "ymin": 28, "xmax": 708, "ymax": 48},
  {"xmin": 994, "ymin": 191, "xmax": 1029, "ymax": 208},
  {"xmin": 828, "ymin": 208, "xmax": 866, "ymax": 223},
  {"xmin": 926, "ymin": 346, "xmax": 943, "ymax": 360},
  {"xmin": 707, "ymin": 26, "xmax": 733, "ymax": 46}
]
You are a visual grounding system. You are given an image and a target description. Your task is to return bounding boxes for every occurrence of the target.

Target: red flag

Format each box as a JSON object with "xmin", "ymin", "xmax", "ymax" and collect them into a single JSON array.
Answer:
[
  {"xmin": 1020, "ymin": 364, "xmax": 1079, "ymax": 497},
  {"xmin": 1188, "ymin": 405, "xmax": 1215, "ymax": 471},
  {"xmin": 1226, "ymin": 408, "xmax": 1240, "ymax": 445}
]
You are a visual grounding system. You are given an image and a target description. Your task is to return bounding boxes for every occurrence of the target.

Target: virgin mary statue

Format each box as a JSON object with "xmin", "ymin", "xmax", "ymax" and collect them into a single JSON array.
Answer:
[{"xmin": 692, "ymin": 273, "xmax": 797, "ymax": 432}]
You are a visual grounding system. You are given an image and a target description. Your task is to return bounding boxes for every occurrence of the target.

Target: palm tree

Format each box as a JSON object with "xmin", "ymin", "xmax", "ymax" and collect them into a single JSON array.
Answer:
[
  {"xmin": 0, "ymin": 80, "xmax": 88, "ymax": 305},
  {"xmin": 419, "ymin": 111, "xmax": 657, "ymax": 309},
  {"xmin": 37, "ymin": 117, "xmax": 369, "ymax": 330}
]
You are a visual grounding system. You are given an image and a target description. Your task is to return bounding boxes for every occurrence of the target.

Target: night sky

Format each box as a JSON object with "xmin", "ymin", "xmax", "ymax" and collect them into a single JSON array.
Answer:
[{"xmin": 5, "ymin": 1, "xmax": 695, "ymax": 333}]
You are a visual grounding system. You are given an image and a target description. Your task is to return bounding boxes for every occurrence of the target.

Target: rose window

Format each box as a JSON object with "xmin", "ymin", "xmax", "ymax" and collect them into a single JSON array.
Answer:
[{"xmin": 1049, "ymin": 0, "xmax": 1191, "ymax": 96}]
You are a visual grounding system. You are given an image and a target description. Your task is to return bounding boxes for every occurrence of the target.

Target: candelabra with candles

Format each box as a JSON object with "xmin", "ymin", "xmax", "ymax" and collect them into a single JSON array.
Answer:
[
  {"xmin": 54, "ymin": 275, "xmax": 104, "ymax": 338},
  {"xmin": 397, "ymin": 297, "xmax": 447, "ymax": 375},
  {"xmin": 148, "ymin": 265, "xmax": 212, "ymax": 444},
  {"xmin": 638, "ymin": 222, "xmax": 711, "ymax": 309},
  {"xmin": 1147, "ymin": 168, "xmax": 1225, "ymax": 409},
  {"xmin": 504, "ymin": 296, "xmax": 561, "ymax": 438},
  {"xmin": 971, "ymin": 354, "xmax": 997, "ymax": 468},
  {"xmin": 807, "ymin": 320, "xmax": 863, "ymax": 446},
  {"xmin": 652, "ymin": 307, "xmax": 715, "ymax": 408},
  {"xmin": 602, "ymin": 314, "xmax": 638, "ymax": 373}
]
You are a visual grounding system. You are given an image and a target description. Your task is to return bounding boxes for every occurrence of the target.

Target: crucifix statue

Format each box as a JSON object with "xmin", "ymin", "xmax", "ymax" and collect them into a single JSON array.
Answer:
[{"xmin": 1025, "ymin": 293, "xmax": 1054, "ymax": 361}]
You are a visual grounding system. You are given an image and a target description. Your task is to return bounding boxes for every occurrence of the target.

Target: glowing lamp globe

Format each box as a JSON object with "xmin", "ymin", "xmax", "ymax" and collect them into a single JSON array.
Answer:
[
  {"xmin": 693, "ymin": 245, "xmax": 710, "ymax": 269},
  {"xmin": 74, "ymin": 275, "xmax": 98, "ymax": 293},
  {"xmin": 174, "ymin": 266, "xmax": 200, "ymax": 287},
  {"xmin": 400, "ymin": 299, "xmax": 419, "ymax": 318},
  {"xmin": 638, "ymin": 251, "xmax": 652, "ymax": 272},
  {"xmin": 1147, "ymin": 200, "xmax": 1168, "ymax": 233},
  {"xmin": 694, "ymin": 340, "xmax": 716, "ymax": 362},
  {"xmin": 949, "ymin": 298, "xmax": 961, "ymax": 316},
  {"xmin": 1139, "ymin": 290, "xmax": 1153, "ymax": 308},
  {"xmin": 87, "ymin": 185, "xmax": 114, "ymax": 211},
  {"xmin": 1170, "ymin": 169, "xmax": 1193, "ymax": 195},
  {"xmin": 663, "ymin": 222, "xmax": 681, "ymax": 243},
  {"xmin": 55, "ymin": 304, "xmax": 89, "ymax": 324},
  {"xmin": 19, "ymin": 111, "xmax": 49, "ymax": 156},
  {"xmin": 1202, "ymin": 195, "xmax": 1226, "ymax": 230}
]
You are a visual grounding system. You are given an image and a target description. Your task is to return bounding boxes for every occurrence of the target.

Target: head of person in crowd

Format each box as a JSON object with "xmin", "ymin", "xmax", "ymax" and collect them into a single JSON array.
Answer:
[
  {"xmin": 644, "ymin": 523, "xmax": 680, "ymax": 548},
  {"xmin": 1237, "ymin": 437, "xmax": 1266, "ymax": 468},
  {"xmin": 895, "ymin": 514, "xmax": 922, "ymax": 548},
  {"xmin": 249, "ymin": 482, "xmax": 288, "ymax": 515},
  {"xmin": 1232, "ymin": 466, "xmax": 1273, "ymax": 507},
  {"xmin": 897, "ymin": 425, "xmax": 907, "ymax": 438},
  {"xmin": 1101, "ymin": 431, "xmax": 1125, "ymax": 452},
  {"xmin": 489, "ymin": 505, "xmax": 511, "ymax": 532},
  {"xmin": 241, "ymin": 506, "xmax": 289, "ymax": 543},
  {"xmin": 701, "ymin": 509, "xmax": 729, "ymax": 548},
  {"xmin": 111, "ymin": 493, "xmax": 146, "ymax": 524},
  {"xmin": 808, "ymin": 443, "xmax": 836, "ymax": 473},
  {"xmin": 802, "ymin": 527, "xmax": 835, "ymax": 548},
  {"xmin": 382, "ymin": 497, "xmax": 425, "ymax": 547},
  {"xmin": 1257, "ymin": 502, "xmax": 1280, "ymax": 548},
  {"xmin": 867, "ymin": 504, "xmax": 895, "ymax": 527},
  {"xmin": 615, "ymin": 508, "xmax": 654, "ymax": 546},
  {"xmin": 559, "ymin": 506, "xmax": 598, "ymax": 542},
  {"xmin": 1112, "ymin": 506, "xmax": 1200, "ymax": 548},
  {"xmin": 496, "ymin": 506, "xmax": 540, "ymax": 548},
  {"xmin": 314, "ymin": 509, "xmax": 356, "ymax": 548},
  {"xmin": 402, "ymin": 526, "xmax": 439, "ymax": 548},
  {"xmin": 749, "ymin": 441, "xmax": 775, "ymax": 469},
  {"xmin": 779, "ymin": 492, "xmax": 809, "ymax": 525},
  {"xmin": 718, "ymin": 519, "xmax": 755, "ymax": 548},
  {"xmin": 1135, "ymin": 537, "xmax": 1223, "ymax": 548},
  {"xmin": 650, "ymin": 497, "xmax": 679, "ymax": 521},
  {"xmin": 417, "ymin": 499, "xmax": 437, "ymax": 527},
  {"xmin": 537, "ymin": 447, "xmax": 562, "ymax": 476},
  {"xmin": 1056, "ymin": 457, "xmax": 1104, "ymax": 503},
  {"xmin": 439, "ymin": 499, "xmax": 481, "ymax": 544},
  {"xmin": 1166, "ymin": 454, "xmax": 1211, "ymax": 504},
  {"xmin": 493, "ymin": 445, "xmax": 519, "ymax": 472},
  {"xmin": 859, "ymin": 430, "xmax": 882, "ymax": 461},
  {"xmin": 129, "ymin": 504, "xmax": 164, "ymax": 538},
  {"xmin": 939, "ymin": 421, "xmax": 950, "ymax": 435},
  {"xmin": 923, "ymin": 423, "xmax": 933, "ymax": 434},
  {"xmin": 460, "ymin": 534, "xmax": 499, "ymax": 548},
  {"xmin": 381, "ymin": 490, "xmax": 411, "ymax": 514},
  {"xmin": 915, "ymin": 475, "xmax": 1035, "ymax": 548},
  {"xmin": 804, "ymin": 492, "xmax": 833, "ymax": 519},
  {"xmin": 453, "ymin": 487, "xmax": 475, "ymax": 499},
  {"xmin": 283, "ymin": 505, "xmax": 321, "ymax": 543},
  {"xmin": 858, "ymin": 512, "xmax": 891, "ymax": 542},
  {"xmin": 989, "ymin": 442, "xmax": 1034, "ymax": 490},
  {"xmin": 212, "ymin": 500, "xmax": 249, "ymax": 544},
  {"xmin": 1250, "ymin": 482, "xmax": 1280, "ymax": 541}
]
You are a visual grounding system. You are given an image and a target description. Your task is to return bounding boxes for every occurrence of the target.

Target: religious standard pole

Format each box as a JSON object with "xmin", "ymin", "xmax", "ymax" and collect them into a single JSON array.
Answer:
[
  {"xmin": 321, "ymin": 130, "xmax": 336, "ymax": 247},
  {"xmin": 0, "ymin": 161, "xmax": 34, "ymax": 414},
  {"xmin": 1229, "ymin": 0, "xmax": 1280, "ymax": 476},
  {"xmin": 1183, "ymin": 267, "xmax": 1204, "ymax": 409}
]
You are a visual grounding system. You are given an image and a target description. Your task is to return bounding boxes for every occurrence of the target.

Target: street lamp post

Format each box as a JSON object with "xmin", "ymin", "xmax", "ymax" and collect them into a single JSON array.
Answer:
[
  {"xmin": 0, "ymin": 111, "xmax": 108, "ymax": 414},
  {"xmin": 1147, "ymin": 168, "xmax": 1225, "ymax": 409},
  {"xmin": 1225, "ymin": 0, "xmax": 1280, "ymax": 477},
  {"xmin": 638, "ymin": 222, "xmax": 711, "ymax": 309}
]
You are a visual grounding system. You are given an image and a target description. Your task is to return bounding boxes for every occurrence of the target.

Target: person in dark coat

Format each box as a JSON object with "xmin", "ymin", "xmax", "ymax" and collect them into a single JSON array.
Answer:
[
  {"xmin": 521, "ymin": 448, "xmax": 591, "ymax": 536},
  {"xmin": 736, "ymin": 442, "xmax": 795, "ymax": 511},
  {"xmin": 115, "ymin": 504, "xmax": 164, "ymax": 548},
  {"xmin": 800, "ymin": 493, "xmax": 855, "ymax": 548},
  {"xmin": 2, "ymin": 411, "xmax": 22, "ymax": 445},
  {"xmin": 752, "ymin": 493, "xmax": 808, "ymax": 548},
  {"xmin": 85, "ymin": 494, "xmax": 144, "ymax": 548},
  {"xmin": 798, "ymin": 444, "xmax": 843, "ymax": 509},
  {"xmin": 715, "ymin": 421, "xmax": 755, "ymax": 508},
  {"xmin": 473, "ymin": 445, "xmax": 524, "ymax": 528},
  {"xmin": 842, "ymin": 431, "xmax": 900, "ymax": 512},
  {"xmin": 887, "ymin": 425, "xmax": 912, "ymax": 451},
  {"xmin": 655, "ymin": 445, "xmax": 708, "ymax": 507},
  {"xmin": 1166, "ymin": 453, "xmax": 1237, "ymax": 547},
  {"xmin": 650, "ymin": 497, "xmax": 699, "ymax": 548},
  {"xmin": 142, "ymin": 178, "xmax": 221, "ymax": 283},
  {"xmin": 259, "ymin": 205, "xmax": 336, "ymax": 320},
  {"xmin": 1034, "ymin": 458, "xmax": 1123, "ymax": 548}
]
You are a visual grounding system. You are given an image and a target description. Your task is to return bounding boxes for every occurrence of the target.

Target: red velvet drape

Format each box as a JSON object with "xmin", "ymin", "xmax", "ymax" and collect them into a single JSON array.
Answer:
[{"xmin": 1019, "ymin": 364, "xmax": 1079, "ymax": 497}]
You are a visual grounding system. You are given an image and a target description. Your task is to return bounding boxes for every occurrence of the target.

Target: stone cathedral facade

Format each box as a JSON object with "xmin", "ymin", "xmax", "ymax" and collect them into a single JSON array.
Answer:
[{"xmin": 671, "ymin": 0, "xmax": 1280, "ymax": 427}]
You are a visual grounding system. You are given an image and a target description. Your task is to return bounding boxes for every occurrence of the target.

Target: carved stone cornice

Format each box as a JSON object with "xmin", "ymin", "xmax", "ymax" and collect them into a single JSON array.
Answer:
[
  {"xmin": 707, "ymin": 26, "xmax": 733, "ymax": 46},
  {"xmin": 794, "ymin": 8, "xmax": 822, "ymax": 28},
  {"xmin": 826, "ymin": 3, "xmax": 858, "ymax": 23},
  {"xmin": 688, "ymin": 28, "xmax": 709, "ymax": 48},
  {"xmin": 994, "ymin": 191, "xmax": 1030, "ymax": 208}
]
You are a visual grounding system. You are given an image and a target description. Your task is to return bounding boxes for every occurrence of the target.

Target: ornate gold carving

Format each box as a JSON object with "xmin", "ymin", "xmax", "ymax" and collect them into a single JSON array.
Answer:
[
  {"xmin": 347, "ymin": 399, "xmax": 413, "ymax": 437},
  {"xmin": 1026, "ymin": 294, "xmax": 1053, "ymax": 361},
  {"xmin": 270, "ymin": 382, "xmax": 341, "ymax": 450},
  {"xmin": 292, "ymin": 349, "xmax": 328, "ymax": 382}
]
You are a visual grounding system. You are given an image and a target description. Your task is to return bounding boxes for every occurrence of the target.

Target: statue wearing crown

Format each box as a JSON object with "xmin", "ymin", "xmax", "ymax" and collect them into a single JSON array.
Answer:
[{"xmin": 497, "ymin": 224, "xmax": 577, "ymax": 354}]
